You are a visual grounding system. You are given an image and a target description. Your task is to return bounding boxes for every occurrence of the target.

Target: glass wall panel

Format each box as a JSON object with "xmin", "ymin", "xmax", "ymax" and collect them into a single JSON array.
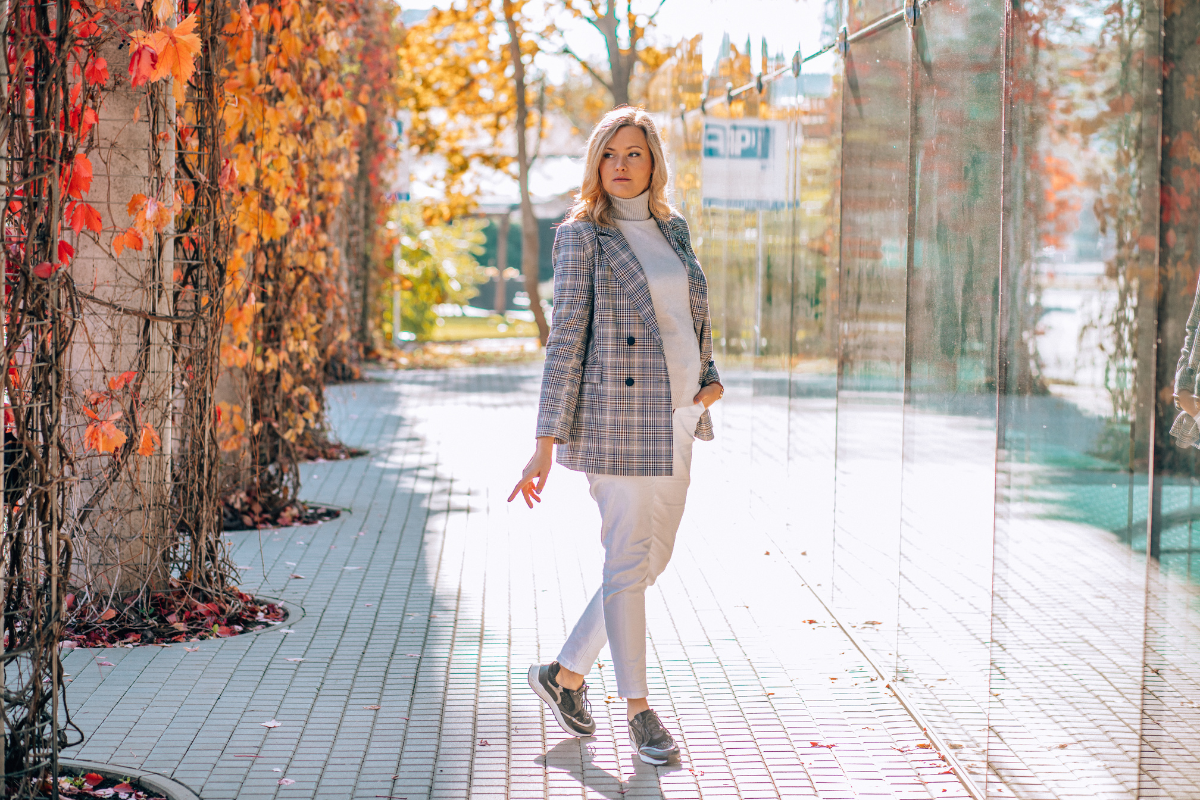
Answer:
[
  {"xmin": 848, "ymin": 0, "xmax": 900, "ymax": 33},
  {"xmin": 645, "ymin": 1, "xmax": 1200, "ymax": 793},
  {"xmin": 1145, "ymin": 1, "xmax": 1200, "ymax": 794},
  {"xmin": 896, "ymin": 0, "xmax": 1003, "ymax": 780},
  {"xmin": 786, "ymin": 75, "xmax": 841, "ymax": 593},
  {"xmin": 830, "ymin": 17, "xmax": 911, "ymax": 667},
  {"xmin": 993, "ymin": 2, "xmax": 1160, "ymax": 796}
]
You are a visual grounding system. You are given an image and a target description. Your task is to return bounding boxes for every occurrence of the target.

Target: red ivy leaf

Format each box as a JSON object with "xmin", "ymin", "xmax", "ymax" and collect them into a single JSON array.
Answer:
[
  {"xmin": 65, "ymin": 153, "xmax": 93, "ymax": 198},
  {"xmin": 32, "ymin": 262, "xmax": 59, "ymax": 279},
  {"xmin": 218, "ymin": 158, "xmax": 238, "ymax": 191},
  {"xmin": 129, "ymin": 42, "xmax": 158, "ymax": 88},
  {"xmin": 108, "ymin": 370, "xmax": 137, "ymax": 391},
  {"xmin": 57, "ymin": 240, "xmax": 75, "ymax": 264},
  {"xmin": 70, "ymin": 202, "xmax": 103, "ymax": 234},
  {"xmin": 84, "ymin": 56, "xmax": 108, "ymax": 85},
  {"xmin": 70, "ymin": 105, "xmax": 98, "ymax": 137}
]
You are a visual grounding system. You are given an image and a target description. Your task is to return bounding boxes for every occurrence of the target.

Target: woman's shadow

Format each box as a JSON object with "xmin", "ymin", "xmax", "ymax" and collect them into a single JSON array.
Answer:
[{"xmin": 536, "ymin": 737, "xmax": 685, "ymax": 798}]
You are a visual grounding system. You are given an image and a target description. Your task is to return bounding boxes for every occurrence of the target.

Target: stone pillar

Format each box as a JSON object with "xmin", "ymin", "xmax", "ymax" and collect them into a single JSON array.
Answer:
[{"xmin": 68, "ymin": 12, "xmax": 175, "ymax": 598}]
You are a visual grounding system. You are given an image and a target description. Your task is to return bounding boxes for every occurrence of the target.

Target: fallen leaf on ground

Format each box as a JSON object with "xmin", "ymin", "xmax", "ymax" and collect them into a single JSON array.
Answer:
[
  {"xmin": 289, "ymin": 574, "xmax": 305, "ymax": 579},
  {"xmin": 285, "ymin": 658, "xmax": 305, "ymax": 662},
  {"xmin": 916, "ymin": 743, "xmax": 933, "ymax": 749},
  {"xmin": 863, "ymin": 620, "xmax": 883, "ymax": 625},
  {"xmin": 802, "ymin": 619, "xmax": 818, "ymax": 624},
  {"xmin": 261, "ymin": 719, "xmax": 281, "ymax": 728},
  {"xmin": 112, "ymin": 783, "xmax": 134, "ymax": 792},
  {"xmin": 185, "ymin": 647, "xmax": 199, "ymax": 652},
  {"xmin": 363, "ymin": 705, "xmax": 381, "ymax": 710},
  {"xmin": 96, "ymin": 661, "xmax": 114, "ymax": 666},
  {"xmin": 278, "ymin": 778, "xmax": 295, "ymax": 785},
  {"xmin": 809, "ymin": 741, "xmax": 836, "ymax": 748}
]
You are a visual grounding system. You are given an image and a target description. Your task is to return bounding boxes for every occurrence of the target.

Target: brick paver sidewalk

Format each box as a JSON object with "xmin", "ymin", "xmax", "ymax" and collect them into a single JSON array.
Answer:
[{"xmin": 60, "ymin": 364, "xmax": 968, "ymax": 799}]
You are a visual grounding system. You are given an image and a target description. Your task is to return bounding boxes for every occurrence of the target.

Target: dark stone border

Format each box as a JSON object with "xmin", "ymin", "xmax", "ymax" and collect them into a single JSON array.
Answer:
[
  {"xmin": 67, "ymin": 596, "xmax": 303, "ymax": 653},
  {"xmin": 244, "ymin": 595, "xmax": 303, "ymax": 636},
  {"xmin": 59, "ymin": 759, "xmax": 200, "ymax": 800}
]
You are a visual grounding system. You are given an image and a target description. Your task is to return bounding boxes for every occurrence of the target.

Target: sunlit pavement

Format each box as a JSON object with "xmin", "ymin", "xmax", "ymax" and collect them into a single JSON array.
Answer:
[{"xmin": 60, "ymin": 363, "xmax": 969, "ymax": 799}]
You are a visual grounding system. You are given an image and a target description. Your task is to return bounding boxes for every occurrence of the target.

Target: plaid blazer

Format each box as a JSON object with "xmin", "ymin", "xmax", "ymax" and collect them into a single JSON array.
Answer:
[
  {"xmin": 535, "ymin": 214, "xmax": 721, "ymax": 476},
  {"xmin": 1173, "ymin": 284, "xmax": 1200, "ymax": 448}
]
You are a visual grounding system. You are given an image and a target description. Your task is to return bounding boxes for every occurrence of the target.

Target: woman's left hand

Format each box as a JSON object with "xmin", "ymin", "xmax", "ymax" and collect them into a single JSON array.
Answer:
[{"xmin": 694, "ymin": 383, "xmax": 722, "ymax": 409}]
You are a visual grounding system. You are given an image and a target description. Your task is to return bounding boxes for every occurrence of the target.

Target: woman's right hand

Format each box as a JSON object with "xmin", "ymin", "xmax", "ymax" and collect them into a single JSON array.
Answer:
[
  {"xmin": 1179, "ymin": 391, "xmax": 1200, "ymax": 418},
  {"xmin": 509, "ymin": 436, "xmax": 555, "ymax": 508}
]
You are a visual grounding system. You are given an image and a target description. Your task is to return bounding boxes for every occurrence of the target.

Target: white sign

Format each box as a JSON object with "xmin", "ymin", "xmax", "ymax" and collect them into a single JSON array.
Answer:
[
  {"xmin": 700, "ymin": 117, "xmax": 790, "ymax": 210},
  {"xmin": 388, "ymin": 110, "xmax": 412, "ymax": 202}
]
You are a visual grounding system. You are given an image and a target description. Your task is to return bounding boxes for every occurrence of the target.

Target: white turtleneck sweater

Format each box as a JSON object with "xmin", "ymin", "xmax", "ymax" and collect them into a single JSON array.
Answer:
[{"xmin": 609, "ymin": 192, "xmax": 701, "ymax": 409}]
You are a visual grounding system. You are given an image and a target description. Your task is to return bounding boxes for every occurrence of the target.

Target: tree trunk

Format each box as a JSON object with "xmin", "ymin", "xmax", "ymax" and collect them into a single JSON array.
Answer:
[
  {"xmin": 594, "ymin": 0, "xmax": 632, "ymax": 107},
  {"xmin": 504, "ymin": 2, "xmax": 550, "ymax": 345}
]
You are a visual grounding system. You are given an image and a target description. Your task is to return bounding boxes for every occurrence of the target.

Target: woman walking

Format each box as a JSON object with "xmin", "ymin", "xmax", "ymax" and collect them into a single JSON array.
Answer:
[{"xmin": 508, "ymin": 106, "xmax": 723, "ymax": 766}]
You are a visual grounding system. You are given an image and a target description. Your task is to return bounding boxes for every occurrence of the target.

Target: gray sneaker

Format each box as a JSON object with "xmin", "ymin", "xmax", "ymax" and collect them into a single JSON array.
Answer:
[
  {"xmin": 628, "ymin": 709, "xmax": 680, "ymax": 765},
  {"xmin": 527, "ymin": 662, "xmax": 596, "ymax": 737}
]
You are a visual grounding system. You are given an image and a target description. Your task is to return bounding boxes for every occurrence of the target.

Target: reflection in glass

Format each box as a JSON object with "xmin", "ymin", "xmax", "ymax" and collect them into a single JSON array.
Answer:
[
  {"xmin": 1146, "ymin": 1, "xmax": 1200, "ymax": 794},
  {"xmin": 995, "ymin": 0, "xmax": 1161, "ymax": 796},
  {"xmin": 644, "ymin": 1, "xmax": 1200, "ymax": 793},
  {"xmin": 896, "ymin": 0, "xmax": 1003, "ymax": 779},
  {"xmin": 831, "ymin": 17, "xmax": 910, "ymax": 668}
]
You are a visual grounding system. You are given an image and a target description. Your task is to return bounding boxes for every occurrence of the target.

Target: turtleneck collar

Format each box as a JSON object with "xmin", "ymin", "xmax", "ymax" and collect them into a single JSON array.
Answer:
[{"xmin": 609, "ymin": 190, "xmax": 651, "ymax": 222}]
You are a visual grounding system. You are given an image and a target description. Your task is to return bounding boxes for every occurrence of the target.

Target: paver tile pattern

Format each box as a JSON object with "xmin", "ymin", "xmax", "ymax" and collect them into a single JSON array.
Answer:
[{"xmin": 60, "ymin": 364, "xmax": 967, "ymax": 799}]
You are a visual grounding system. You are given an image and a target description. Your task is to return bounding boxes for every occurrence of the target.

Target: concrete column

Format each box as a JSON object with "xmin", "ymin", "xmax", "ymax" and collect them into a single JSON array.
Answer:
[{"xmin": 68, "ymin": 12, "xmax": 175, "ymax": 597}]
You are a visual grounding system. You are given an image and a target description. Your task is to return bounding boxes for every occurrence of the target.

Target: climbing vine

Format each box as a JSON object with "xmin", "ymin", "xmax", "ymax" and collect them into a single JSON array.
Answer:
[{"xmin": 218, "ymin": 0, "xmax": 404, "ymax": 524}]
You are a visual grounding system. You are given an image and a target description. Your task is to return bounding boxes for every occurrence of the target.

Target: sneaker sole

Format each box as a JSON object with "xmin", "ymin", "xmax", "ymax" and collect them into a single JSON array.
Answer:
[
  {"xmin": 527, "ymin": 664, "xmax": 592, "ymax": 738},
  {"xmin": 630, "ymin": 738, "xmax": 679, "ymax": 766}
]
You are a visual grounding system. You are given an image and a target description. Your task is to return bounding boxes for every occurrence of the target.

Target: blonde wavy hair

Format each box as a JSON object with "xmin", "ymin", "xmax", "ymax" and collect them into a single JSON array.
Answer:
[{"xmin": 567, "ymin": 106, "xmax": 673, "ymax": 227}]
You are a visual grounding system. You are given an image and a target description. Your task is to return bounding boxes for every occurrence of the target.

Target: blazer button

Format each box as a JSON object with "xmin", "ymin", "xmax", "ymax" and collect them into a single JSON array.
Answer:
[
  {"xmin": 627, "ymin": 336, "xmax": 635, "ymax": 346},
  {"xmin": 625, "ymin": 377, "xmax": 635, "ymax": 387}
]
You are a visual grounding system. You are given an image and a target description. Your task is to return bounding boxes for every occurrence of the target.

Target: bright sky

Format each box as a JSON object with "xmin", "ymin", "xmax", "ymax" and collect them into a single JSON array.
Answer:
[{"xmin": 413, "ymin": 1, "xmax": 836, "ymax": 76}]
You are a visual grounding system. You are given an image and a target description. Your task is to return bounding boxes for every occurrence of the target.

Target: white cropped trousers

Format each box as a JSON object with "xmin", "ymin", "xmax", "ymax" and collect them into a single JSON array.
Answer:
[{"xmin": 556, "ymin": 403, "xmax": 704, "ymax": 699}]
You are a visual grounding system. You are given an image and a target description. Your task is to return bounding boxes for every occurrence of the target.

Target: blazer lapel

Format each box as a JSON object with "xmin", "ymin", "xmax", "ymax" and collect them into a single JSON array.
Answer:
[
  {"xmin": 656, "ymin": 217, "xmax": 708, "ymax": 339},
  {"xmin": 597, "ymin": 225, "xmax": 663, "ymax": 346}
]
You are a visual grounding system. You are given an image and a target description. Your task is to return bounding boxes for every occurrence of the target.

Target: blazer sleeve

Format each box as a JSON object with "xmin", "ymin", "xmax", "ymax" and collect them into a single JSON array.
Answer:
[
  {"xmin": 675, "ymin": 215, "xmax": 722, "ymax": 388},
  {"xmin": 535, "ymin": 222, "xmax": 595, "ymax": 442},
  {"xmin": 1177, "ymin": 283, "xmax": 1200, "ymax": 398}
]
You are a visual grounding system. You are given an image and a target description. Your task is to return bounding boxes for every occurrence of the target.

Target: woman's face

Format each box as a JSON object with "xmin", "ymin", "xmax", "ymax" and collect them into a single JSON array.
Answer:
[{"xmin": 599, "ymin": 125, "xmax": 653, "ymax": 200}]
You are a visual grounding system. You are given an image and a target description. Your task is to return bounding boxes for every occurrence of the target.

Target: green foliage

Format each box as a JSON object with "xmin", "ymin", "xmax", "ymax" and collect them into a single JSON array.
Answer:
[{"xmin": 390, "ymin": 203, "xmax": 488, "ymax": 339}]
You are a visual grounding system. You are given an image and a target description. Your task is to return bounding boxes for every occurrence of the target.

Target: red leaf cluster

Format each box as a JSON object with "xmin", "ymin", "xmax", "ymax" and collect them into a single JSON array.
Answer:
[{"xmin": 61, "ymin": 588, "xmax": 285, "ymax": 647}]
